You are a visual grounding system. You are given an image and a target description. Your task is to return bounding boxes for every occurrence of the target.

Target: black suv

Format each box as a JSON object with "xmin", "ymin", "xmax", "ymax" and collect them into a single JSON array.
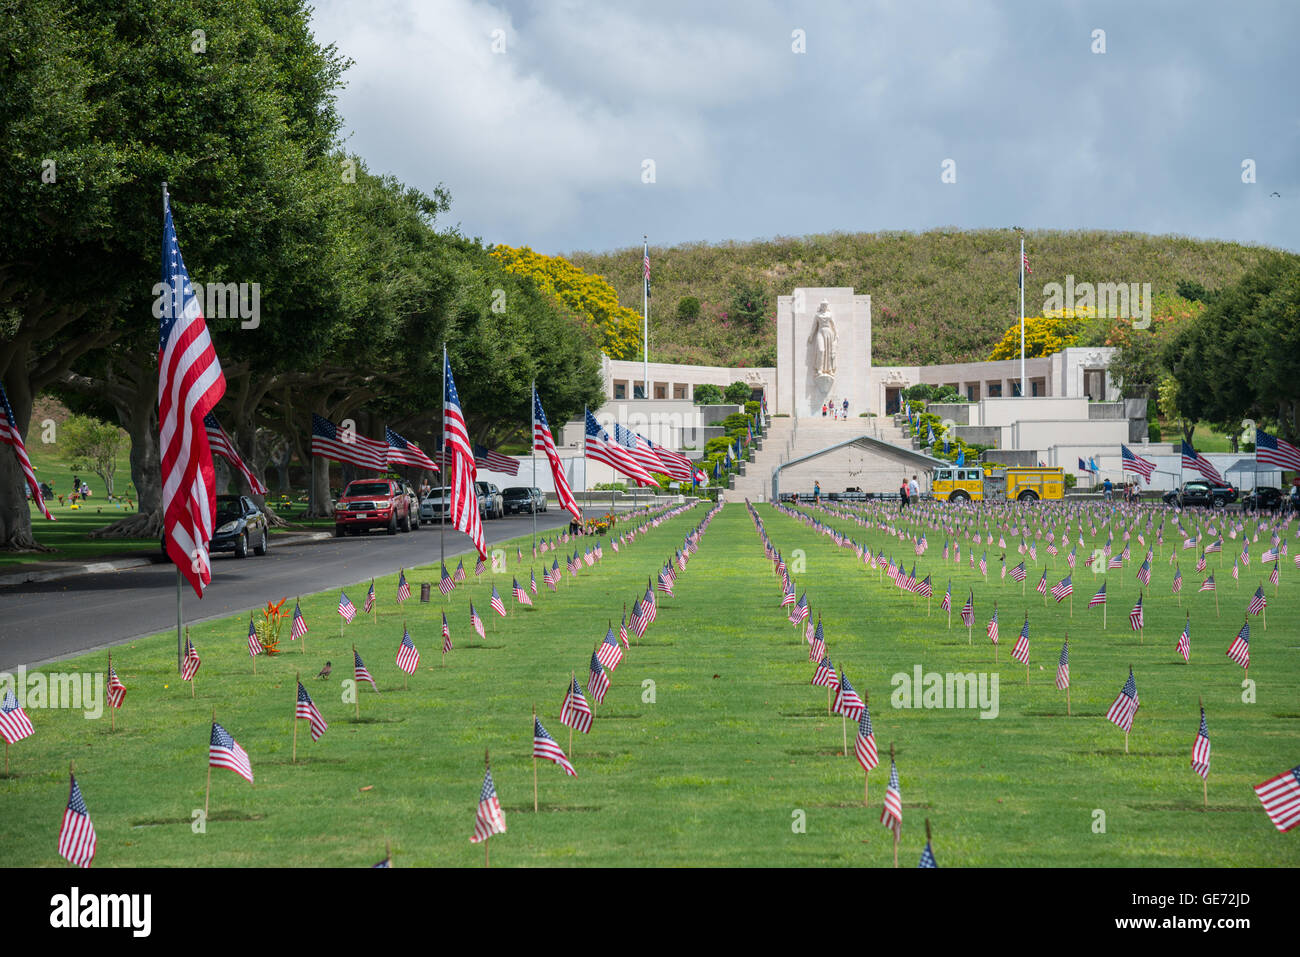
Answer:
[
  {"xmin": 1162, "ymin": 481, "xmax": 1238, "ymax": 509},
  {"xmin": 1242, "ymin": 486, "xmax": 1284, "ymax": 511},
  {"xmin": 503, "ymin": 486, "xmax": 547, "ymax": 514}
]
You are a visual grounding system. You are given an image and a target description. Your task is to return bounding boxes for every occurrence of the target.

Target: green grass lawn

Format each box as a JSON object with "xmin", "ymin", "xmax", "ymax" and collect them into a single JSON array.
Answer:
[{"xmin": 1, "ymin": 502, "xmax": 1297, "ymax": 867}]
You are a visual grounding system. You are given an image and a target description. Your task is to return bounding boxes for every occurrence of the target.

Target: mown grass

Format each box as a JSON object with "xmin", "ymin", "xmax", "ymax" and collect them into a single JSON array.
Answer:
[{"xmin": 1, "ymin": 502, "xmax": 1296, "ymax": 867}]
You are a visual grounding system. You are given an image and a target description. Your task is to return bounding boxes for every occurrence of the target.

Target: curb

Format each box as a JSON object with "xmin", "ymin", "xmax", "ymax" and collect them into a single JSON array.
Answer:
[{"xmin": 0, "ymin": 530, "xmax": 335, "ymax": 587}]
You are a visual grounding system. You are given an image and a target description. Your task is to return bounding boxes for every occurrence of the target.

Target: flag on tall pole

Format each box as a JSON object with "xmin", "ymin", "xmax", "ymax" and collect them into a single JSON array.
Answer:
[
  {"xmin": 642, "ymin": 236, "xmax": 650, "ymax": 400},
  {"xmin": 204, "ymin": 412, "xmax": 267, "ymax": 494},
  {"xmin": 159, "ymin": 184, "xmax": 226, "ymax": 596},
  {"xmin": 443, "ymin": 351, "xmax": 486, "ymax": 559},
  {"xmin": 533, "ymin": 388, "xmax": 582, "ymax": 523},
  {"xmin": 0, "ymin": 380, "xmax": 54, "ymax": 520}
]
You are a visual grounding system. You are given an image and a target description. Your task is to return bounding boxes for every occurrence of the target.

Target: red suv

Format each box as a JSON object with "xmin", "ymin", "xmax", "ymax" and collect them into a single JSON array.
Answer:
[{"xmin": 334, "ymin": 479, "xmax": 412, "ymax": 536}]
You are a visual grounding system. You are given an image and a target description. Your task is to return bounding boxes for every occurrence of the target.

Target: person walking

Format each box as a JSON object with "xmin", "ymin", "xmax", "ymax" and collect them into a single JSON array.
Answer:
[
  {"xmin": 1102, "ymin": 477, "xmax": 1113, "ymax": 501},
  {"xmin": 909, "ymin": 474, "xmax": 920, "ymax": 502},
  {"xmin": 899, "ymin": 477, "xmax": 910, "ymax": 511}
]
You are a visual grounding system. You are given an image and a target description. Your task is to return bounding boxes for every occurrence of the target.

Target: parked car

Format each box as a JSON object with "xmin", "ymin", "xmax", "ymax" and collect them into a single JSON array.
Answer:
[
  {"xmin": 1162, "ymin": 480, "xmax": 1238, "ymax": 509},
  {"xmin": 334, "ymin": 478, "xmax": 411, "ymax": 536},
  {"xmin": 1242, "ymin": 486, "xmax": 1284, "ymax": 511},
  {"xmin": 502, "ymin": 486, "xmax": 546, "ymax": 514},
  {"xmin": 476, "ymin": 481, "xmax": 504, "ymax": 519},
  {"xmin": 400, "ymin": 483, "xmax": 422, "ymax": 528},
  {"xmin": 209, "ymin": 494, "xmax": 270, "ymax": 558},
  {"xmin": 419, "ymin": 486, "xmax": 449, "ymax": 523}
]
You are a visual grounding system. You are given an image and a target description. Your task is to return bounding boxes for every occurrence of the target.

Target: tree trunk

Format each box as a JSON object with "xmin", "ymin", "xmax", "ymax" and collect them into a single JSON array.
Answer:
[
  {"xmin": 89, "ymin": 384, "xmax": 162, "ymax": 539},
  {"xmin": 0, "ymin": 449, "xmax": 43, "ymax": 550},
  {"xmin": 311, "ymin": 454, "xmax": 333, "ymax": 518}
]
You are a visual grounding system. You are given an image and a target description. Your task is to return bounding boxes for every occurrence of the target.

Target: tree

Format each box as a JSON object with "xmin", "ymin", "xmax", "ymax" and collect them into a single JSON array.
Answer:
[
  {"xmin": 724, "ymin": 381, "xmax": 752, "ymax": 404},
  {"xmin": 675, "ymin": 296, "xmax": 700, "ymax": 322},
  {"xmin": 693, "ymin": 384, "xmax": 724, "ymax": 405},
  {"xmin": 987, "ymin": 312, "xmax": 1088, "ymax": 360},
  {"xmin": 729, "ymin": 279, "xmax": 767, "ymax": 331},
  {"xmin": 61, "ymin": 415, "xmax": 124, "ymax": 498}
]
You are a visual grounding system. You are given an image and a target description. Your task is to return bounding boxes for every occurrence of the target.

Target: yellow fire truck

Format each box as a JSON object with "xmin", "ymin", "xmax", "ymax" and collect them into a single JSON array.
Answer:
[{"xmin": 931, "ymin": 465, "xmax": 1065, "ymax": 503}]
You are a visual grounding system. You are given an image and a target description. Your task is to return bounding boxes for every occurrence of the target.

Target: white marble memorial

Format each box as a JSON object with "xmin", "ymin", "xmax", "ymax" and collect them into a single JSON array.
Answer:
[{"xmin": 775, "ymin": 286, "xmax": 871, "ymax": 418}]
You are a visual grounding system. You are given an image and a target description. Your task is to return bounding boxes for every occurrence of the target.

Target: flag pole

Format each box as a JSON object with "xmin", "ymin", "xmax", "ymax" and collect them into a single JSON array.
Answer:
[
  {"xmin": 863, "ymin": 691, "xmax": 870, "ymax": 807},
  {"xmin": 1200, "ymin": 695, "xmax": 1207, "ymax": 809},
  {"xmin": 164, "ymin": 184, "xmax": 185, "ymax": 678},
  {"xmin": 1064, "ymin": 632, "xmax": 1071, "ymax": 716},
  {"xmin": 299, "ymin": 596, "xmax": 305, "ymax": 653},
  {"xmin": 108, "ymin": 652, "xmax": 115, "ymax": 733},
  {"xmin": 353, "ymin": 645, "xmax": 360, "ymax": 720},
  {"xmin": 642, "ymin": 235, "xmax": 649, "ymax": 403},
  {"xmin": 484, "ymin": 749, "xmax": 492, "ymax": 868},
  {"xmin": 205, "ymin": 707, "xmax": 214, "ymax": 817},
  {"xmin": 292, "ymin": 673, "xmax": 299, "ymax": 763},
  {"xmin": 187, "ymin": 626, "xmax": 194, "ymax": 698},
  {"xmin": 1019, "ymin": 237, "xmax": 1026, "ymax": 398},
  {"xmin": 532, "ymin": 703, "xmax": 539, "ymax": 813},
  {"xmin": 440, "ymin": 342, "xmax": 447, "ymax": 571},
  {"xmin": 531, "ymin": 381, "xmax": 537, "ymax": 557}
]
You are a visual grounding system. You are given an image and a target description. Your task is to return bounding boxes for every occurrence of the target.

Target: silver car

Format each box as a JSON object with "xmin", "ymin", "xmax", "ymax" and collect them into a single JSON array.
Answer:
[{"xmin": 419, "ymin": 486, "xmax": 450, "ymax": 522}]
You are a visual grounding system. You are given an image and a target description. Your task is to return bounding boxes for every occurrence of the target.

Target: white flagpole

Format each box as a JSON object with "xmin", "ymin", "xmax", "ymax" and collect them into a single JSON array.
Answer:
[
  {"xmin": 642, "ymin": 235, "xmax": 649, "ymax": 401},
  {"xmin": 440, "ymin": 342, "xmax": 446, "ymax": 569},
  {"xmin": 531, "ymin": 380, "xmax": 537, "ymax": 554},
  {"xmin": 164, "ymin": 180, "xmax": 184, "ymax": 676},
  {"xmin": 1019, "ymin": 237, "xmax": 1026, "ymax": 398}
]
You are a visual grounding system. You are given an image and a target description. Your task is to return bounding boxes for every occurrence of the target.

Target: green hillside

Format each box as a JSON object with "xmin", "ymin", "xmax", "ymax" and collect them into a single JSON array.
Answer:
[{"xmin": 567, "ymin": 230, "xmax": 1281, "ymax": 368}]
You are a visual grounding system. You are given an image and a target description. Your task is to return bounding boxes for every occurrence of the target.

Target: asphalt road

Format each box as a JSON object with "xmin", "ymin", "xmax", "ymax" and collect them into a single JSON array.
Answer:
[{"xmin": 0, "ymin": 511, "xmax": 574, "ymax": 671}]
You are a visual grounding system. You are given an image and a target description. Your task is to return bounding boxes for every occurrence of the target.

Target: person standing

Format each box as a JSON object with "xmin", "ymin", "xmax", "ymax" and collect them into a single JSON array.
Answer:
[
  {"xmin": 909, "ymin": 474, "xmax": 920, "ymax": 502},
  {"xmin": 842, "ymin": 398, "xmax": 849, "ymax": 418},
  {"xmin": 899, "ymin": 477, "xmax": 910, "ymax": 511},
  {"xmin": 813, "ymin": 480, "xmax": 821, "ymax": 504}
]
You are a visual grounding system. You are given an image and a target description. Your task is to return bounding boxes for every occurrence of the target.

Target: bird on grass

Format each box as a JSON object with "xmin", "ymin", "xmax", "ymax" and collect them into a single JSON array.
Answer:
[{"xmin": 316, "ymin": 661, "xmax": 332, "ymax": 679}]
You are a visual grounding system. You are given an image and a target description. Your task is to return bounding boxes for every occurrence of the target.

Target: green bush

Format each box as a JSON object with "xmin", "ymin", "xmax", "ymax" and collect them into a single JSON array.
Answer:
[
  {"xmin": 744, "ymin": 400, "xmax": 760, "ymax": 418},
  {"xmin": 1148, "ymin": 422, "xmax": 1162, "ymax": 443},
  {"xmin": 592, "ymin": 482, "xmax": 628, "ymax": 492},
  {"xmin": 704, "ymin": 437, "xmax": 732, "ymax": 456},
  {"xmin": 722, "ymin": 412, "xmax": 750, "ymax": 432},
  {"xmin": 676, "ymin": 296, "xmax": 700, "ymax": 322},
  {"xmin": 724, "ymin": 381, "xmax": 752, "ymax": 404},
  {"xmin": 693, "ymin": 383, "xmax": 724, "ymax": 405},
  {"xmin": 1064, "ymin": 473, "xmax": 1077, "ymax": 489}
]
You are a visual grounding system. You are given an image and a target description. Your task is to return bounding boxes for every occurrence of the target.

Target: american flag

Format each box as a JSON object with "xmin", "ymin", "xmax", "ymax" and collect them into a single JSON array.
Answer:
[
  {"xmin": 181, "ymin": 638, "xmax": 201, "ymax": 681},
  {"xmin": 1226, "ymin": 620, "xmax": 1250, "ymax": 668},
  {"xmin": 354, "ymin": 648, "xmax": 376, "ymax": 689},
  {"xmin": 960, "ymin": 591, "xmax": 975, "ymax": 626},
  {"xmin": 1177, "ymin": 618, "xmax": 1191, "ymax": 661},
  {"xmin": 619, "ymin": 615, "xmax": 630, "ymax": 649},
  {"xmin": 855, "ymin": 706, "xmax": 878, "ymax": 771},
  {"xmin": 597, "ymin": 625, "xmax": 624, "ymax": 670},
  {"xmin": 533, "ymin": 389, "xmax": 581, "ymax": 521},
  {"xmin": 1011, "ymin": 561, "xmax": 1027, "ymax": 582},
  {"xmin": 544, "ymin": 561, "xmax": 559, "ymax": 590},
  {"xmin": 0, "ymin": 381, "xmax": 53, "ymax": 520},
  {"xmin": 385, "ymin": 426, "xmax": 438, "ymax": 472},
  {"xmin": 442, "ymin": 355, "xmax": 486, "ymax": 559},
  {"xmin": 442, "ymin": 611, "xmax": 452, "ymax": 653},
  {"xmin": 630, "ymin": 597, "xmax": 648, "ymax": 638},
  {"xmin": 311, "ymin": 413, "xmax": 387, "ymax": 471},
  {"xmin": 1191, "ymin": 707, "xmax": 1211, "ymax": 780},
  {"xmin": 643, "ymin": 238, "xmax": 651, "ymax": 298},
  {"xmin": 247, "ymin": 617, "xmax": 262, "ymax": 657},
  {"xmin": 808, "ymin": 617, "xmax": 826, "ymax": 661},
  {"xmin": 1253, "ymin": 765, "xmax": 1300, "ymax": 832},
  {"xmin": 473, "ymin": 444, "xmax": 519, "ymax": 476},
  {"xmin": 588, "ymin": 652, "xmax": 610, "ymax": 704},
  {"xmin": 1172, "ymin": 567, "xmax": 1183, "ymax": 594},
  {"xmin": 396, "ymin": 627, "xmax": 420, "ymax": 674},
  {"xmin": 1012, "ymin": 617, "xmax": 1030, "ymax": 664},
  {"xmin": 476, "ymin": 556, "xmax": 486, "ymax": 577},
  {"xmin": 643, "ymin": 584, "xmax": 657, "ymax": 624},
  {"xmin": 1181, "ymin": 440, "xmax": 1225, "ymax": 483},
  {"xmin": 533, "ymin": 717, "xmax": 576, "ymax": 777},
  {"xmin": 941, "ymin": 581, "xmax": 952, "ymax": 611},
  {"xmin": 397, "ymin": 570, "xmax": 411, "ymax": 603},
  {"xmin": 1089, "ymin": 583, "xmax": 1107, "ymax": 608},
  {"xmin": 159, "ymin": 190, "xmax": 226, "ymax": 595},
  {"xmin": 1129, "ymin": 594, "xmax": 1144, "ymax": 631},
  {"xmin": 584, "ymin": 411, "xmax": 657, "ymax": 486},
  {"xmin": 987, "ymin": 608, "xmax": 999, "ymax": 643},
  {"xmin": 1055, "ymin": 639, "xmax": 1069, "ymax": 690},
  {"xmin": 203, "ymin": 412, "xmax": 268, "ymax": 494},
  {"xmin": 834, "ymin": 671, "xmax": 865, "ymax": 721},
  {"xmin": 1067, "ymin": 547, "xmax": 1077, "ymax": 569},
  {"xmin": 0, "ymin": 689, "xmax": 34, "ymax": 743},
  {"xmin": 812, "ymin": 655, "xmax": 837, "ymax": 688},
  {"xmin": 1248, "ymin": 585, "xmax": 1267, "ymax": 616},
  {"xmin": 1270, "ymin": 561, "xmax": 1280, "ymax": 586},
  {"xmin": 439, "ymin": 563, "xmax": 455, "ymax": 596},
  {"xmin": 490, "ymin": 585, "xmax": 506, "ymax": 617},
  {"xmin": 364, "ymin": 580, "xmax": 375, "ymax": 614},
  {"xmin": 656, "ymin": 568, "xmax": 674, "ymax": 596},
  {"xmin": 1255, "ymin": 427, "xmax": 1300, "ymax": 471},
  {"xmin": 1199, "ymin": 574, "xmax": 1216, "ymax": 593},
  {"xmin": 1037, "ymin": 569, "xmax": 1049, "ymax": 595},
  {"xmin": 919, "ymin": 840, "xmax": 937, "ymax": 869},
  {"xmin": 1021, "ymin": 249, "xmax": 1032, "ymax": 276},
  {"xmin": 209, "ymin": 720, "xmax": 254, "ymax": 784},
  {"xmin": 916, "ymin": 574, "xmax": 933, "ymax": 598},
  {"xmin": 338, "ymin": 590, "xmax": 356, "ymax": 622},
  {"xmin": 456, "ymin": 558, "xmax": 468, "ymax": 583},
  {"xmin": 291, "ymin": 601, "xmax": 308, "ymax": 640},
  {"xmin": 881, "ymin": 755, "xmax": 902, "ymax": 837},
  {"xmin": 1136, "ymin": 557, "xmax": 1151, "ymax": 586},
  {"xmin": 512, "ymin": 577, "xmax": 532, "ymax": 607},
  {"xmin": 470, "ymin": 766, "xmax": 506, "ymax": 844},
  {"xmin": 1121, "ymin": 444, "xmax": 1156, "ymax": 481},
  {"xmin": 470, "ymin": 603, "xmax": 485, "ymax": 639},
  {"xmin": 561, "ymin": 677, "xmax": 593, "ymax": 733},
  {"xmin": 1105, "ymin": 669, "xmax": 1140, "ymax": 732},
  {"xmin": 979, "ymin": 552, "xmax": 988, "ymax": 576},
  {"xmin": 58, "ymin": 773, "xmax": 97, "ymax": 868},
  {"xmin": 296, "ymin": 681, "xmax": 328, "ymax": 741},
  {"xmin": 106, "ymin": 666, "xmax": 125, "ymax": 709}
]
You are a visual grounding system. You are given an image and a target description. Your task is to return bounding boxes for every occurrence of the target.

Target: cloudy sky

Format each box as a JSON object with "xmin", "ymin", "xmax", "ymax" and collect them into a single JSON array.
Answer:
[{"xmin": 309, "ymin": 0, "xmax": 1298, "ymax": 256}]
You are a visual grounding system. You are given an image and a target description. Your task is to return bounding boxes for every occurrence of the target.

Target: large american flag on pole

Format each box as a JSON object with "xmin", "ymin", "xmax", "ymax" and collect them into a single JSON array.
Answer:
[
  {"xmin": 473, "ymin": 444, "xmax": 519, "ymax": 476},
  {"xmin": 0, "ymin": 380, "xmax": 53, "ymax": 520},
  {"xmin": 204, "ymin": 412, "xmax": 267, "ymax": 494},
  {"xmin": 1121, "ymin": 444, "xmax": 1156, "ymax": 482},
  {"xmin": 443, "ymin": 354, "xmax": 486, "ymax": 559},
  {"xmin": 385, "ymin": 427, "xmax": 438, "ymax": 472},
  {"xmin": 584, "ymin": 411, "xmax": 657, "ymax": 486},
  {"xmin": 311, "ymin": 413, "xmax": 387, "ymax": 472},
  {"xmin": 534, "ymin": 388, "xmax": 581, "ymax": 522},
  {"xmin": 159, "ymin": 187, "xmax": 226, "ymax": 595},
  {"xmin": 1255, "ymin": 427, "xmax": 1300, "ymax": 471}
]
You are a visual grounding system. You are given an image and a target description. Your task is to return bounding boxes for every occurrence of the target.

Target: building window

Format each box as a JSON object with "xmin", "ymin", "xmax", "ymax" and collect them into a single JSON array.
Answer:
[
  {"xmin": 613, "ymin": 383, "xmax": 626, "ymax": 400},
  {"xmin": 988, "ymin": 383, "xmax": 1002, "ymax": 398},
  {"xmin": 673, "ymin": 384, "xmax": 686, "ymax": 399},
  {"xmin": 966, "ymin": 384, "xmax": 979, "ymax": 401},
  {"xmin": 1031, "ymin": 380, "xmax": 1042, "ymax": 397},
  {"xmin": 654, "ymin": 385, "xmax": 666, "ymax": 399},
  {"xmin": 1011, "ymin": 381, "xmax": 1022, "ymax": 397}
]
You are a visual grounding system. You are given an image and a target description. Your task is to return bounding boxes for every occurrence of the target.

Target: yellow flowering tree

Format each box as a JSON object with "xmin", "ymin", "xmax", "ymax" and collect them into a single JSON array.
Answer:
[
  {"xmin": 987, "ymin": 308, "xmax": 1090, "ymax": 360},
  {"xmin": 490, "ymin": 245, "xmax": 642, "ymax": 359}
]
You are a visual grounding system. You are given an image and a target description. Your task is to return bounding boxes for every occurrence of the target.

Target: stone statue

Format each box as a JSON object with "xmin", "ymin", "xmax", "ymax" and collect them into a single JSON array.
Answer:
[{"xmin": 810, "ymin": 299, "xmax": 837, "ymax": 379}]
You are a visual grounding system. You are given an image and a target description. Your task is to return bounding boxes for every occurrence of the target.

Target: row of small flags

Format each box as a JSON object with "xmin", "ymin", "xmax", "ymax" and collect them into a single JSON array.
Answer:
[
  {"xmin": 751, "ymin": 497, "xmax": 1300, "ymax": 840},
  {"xmin": 18, "ymin": 501, "xmax": 709, "ymax": 866}
]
